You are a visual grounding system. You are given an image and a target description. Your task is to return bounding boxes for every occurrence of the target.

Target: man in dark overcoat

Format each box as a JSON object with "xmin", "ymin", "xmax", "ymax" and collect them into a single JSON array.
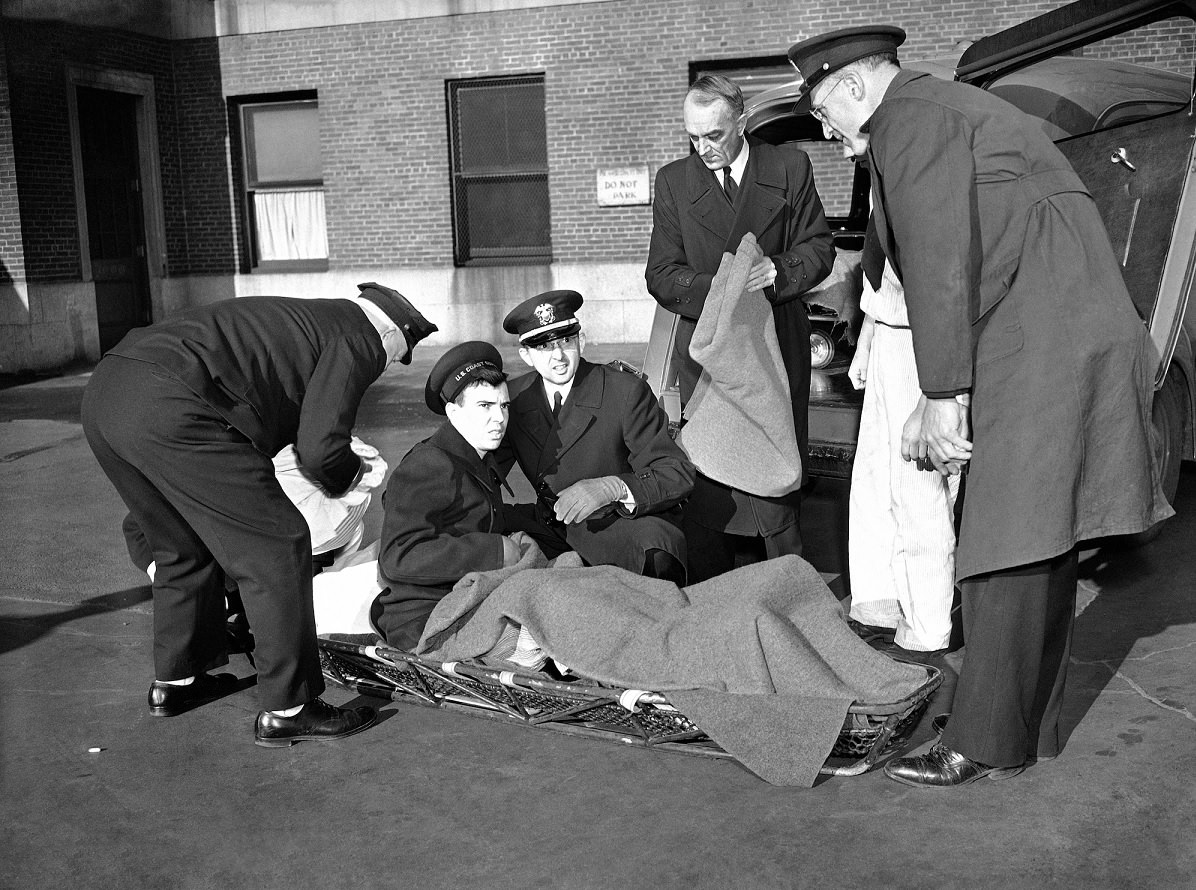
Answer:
[
  {"xmin": 789, "ymin": 26, "xmax": 1174, "ymax": 787},
  {"xmin": 645, "ymin": 73, "xmax": 836, "ymax": 580},
  {"xmin": 498, "ymin": 290, "xmax": 695, "ymax": 583},
  {"xmin": 81, "ymin": 283, "xmax": 437, "ymax": 746},
  {"xmin": 372, "ymin": 342, "xmax": 527, "ymax": 649}
]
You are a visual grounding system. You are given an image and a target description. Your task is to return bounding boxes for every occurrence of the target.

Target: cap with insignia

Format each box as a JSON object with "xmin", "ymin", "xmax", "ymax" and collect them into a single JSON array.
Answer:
[
  {"xmin": 424, "ymin": 341, "xmax": 504, "ymax": 415},
  {"xmin": 502, "ymin": 290, "xmax": 584, "ymax": 348},
  {"xmin": 787, "ymin": 25, "xmax": 906, "ymax": 112}
]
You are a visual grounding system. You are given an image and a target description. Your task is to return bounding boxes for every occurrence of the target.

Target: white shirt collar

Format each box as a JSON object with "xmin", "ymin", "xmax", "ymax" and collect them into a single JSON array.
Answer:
[
  {"xmin": 344, "ymin": 295, "xmax": 397, "ymax": 339},
  {"xmin": 726, "ymin": 137, "xmax": 749, "ymax": 184},
  {"xmin": 343, "ymin": 296, "xmax": 402, "ymax": 363},
  {"xmin": 542, "ymin": 378, "xmax": 574, "ymax": 406}
]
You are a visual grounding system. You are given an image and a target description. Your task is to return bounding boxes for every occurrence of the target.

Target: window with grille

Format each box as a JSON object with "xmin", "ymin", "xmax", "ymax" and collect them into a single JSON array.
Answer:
[
  {"xmin": 447, "ymin": 75, "xmax": 551, "ymax": 265},
  {"xmin": 238, "ymin": 94, "xmax": 328, "ymax": 271}
]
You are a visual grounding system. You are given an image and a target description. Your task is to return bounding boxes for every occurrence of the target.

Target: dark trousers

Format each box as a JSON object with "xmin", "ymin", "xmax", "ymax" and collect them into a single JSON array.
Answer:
[
  {"xmin": 682, "ymin": 514, "xmax": 803, "ymax": 583},
  {"xmin": 941, "ymin": 548, "xmax": 1079, "ymax": 767},
  {"xmin": 81, "ymin": 356, "xmax": 323, "ymax": 710}
]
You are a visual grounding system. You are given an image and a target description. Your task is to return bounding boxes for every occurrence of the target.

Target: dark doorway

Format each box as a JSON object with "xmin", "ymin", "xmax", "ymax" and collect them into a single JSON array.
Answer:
[{"xmin": 76, "ymin": 86, "xmax": 151, "ymax": 352}]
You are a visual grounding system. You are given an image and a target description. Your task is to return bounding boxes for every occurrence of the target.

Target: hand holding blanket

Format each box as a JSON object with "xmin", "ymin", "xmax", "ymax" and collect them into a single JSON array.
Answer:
[{"xmin": 676, "ymin": 232, "xmax": 802, "ymax": 497}]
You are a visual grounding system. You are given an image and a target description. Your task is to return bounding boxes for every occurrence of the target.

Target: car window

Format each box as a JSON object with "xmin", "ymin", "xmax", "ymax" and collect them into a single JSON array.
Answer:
[{"xmin": 986, "ymin": 18, "xmax": 1193, "ymax": 140}]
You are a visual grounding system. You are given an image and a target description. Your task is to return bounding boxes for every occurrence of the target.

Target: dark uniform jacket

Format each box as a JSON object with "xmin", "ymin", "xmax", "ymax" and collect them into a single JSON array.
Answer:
[
  {"xmin": 372, "ymin": 422, "xmax": 510, "ymax": 649},
  {"xmin": 645, "ymin": 136, "xmax": 835, "ymax": 535},
  {"xmin": 109, "ymin": 296, "xmax": 385, "ymax": 495},
  {"xmin": 498, "ymin": 359, "xmax": 695, "ymax": 569},
  {"xmin": 866, "ymin": 69, "xmax": 1173, "ymax": 578}
]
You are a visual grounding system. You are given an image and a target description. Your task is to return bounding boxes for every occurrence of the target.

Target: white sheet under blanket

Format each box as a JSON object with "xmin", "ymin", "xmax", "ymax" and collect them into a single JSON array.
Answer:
[{"xmin": 312, "ymin": 544, "xmax": 381, "ymax": 635}]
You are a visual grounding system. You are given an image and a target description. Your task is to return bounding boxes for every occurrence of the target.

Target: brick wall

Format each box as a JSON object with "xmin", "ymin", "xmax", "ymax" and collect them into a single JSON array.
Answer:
[
  {"xmin": 3, "ymin": 20, "xmax": 178, "ymax": 281},
  {"xmin": 0, "ymin": 31, "xmax": 26, "ymax": 286},
  {"xmin": 191, "ymin": 0, "xmax": 1088, "ymax": 277},
  {"xmin": 9, "ymin": 1, "xmax": 1195, "ymax": 285}
]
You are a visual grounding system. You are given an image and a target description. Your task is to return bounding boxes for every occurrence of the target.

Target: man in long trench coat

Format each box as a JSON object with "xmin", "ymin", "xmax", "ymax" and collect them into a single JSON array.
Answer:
[
  {"xmin": 645, "ymin": 74, "xmax": 835, "ymax": 580},
  {"xmin": 789, "ymin": 26, "xmax": 1174, "ymax": 787}
]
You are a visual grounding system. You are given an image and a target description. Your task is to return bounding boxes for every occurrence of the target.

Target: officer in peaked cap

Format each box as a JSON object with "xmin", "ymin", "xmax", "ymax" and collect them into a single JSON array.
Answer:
[
  {"xmin": 496, "ymin": 289, "xmax": 695, "ymax": 585},
  {"xmin": 787, "ymin": 25, "xmax": 906, "ymax": 113},
  {"xmin": 782, "ymin": 23, "xmax": 1172, "ymax": 789},
  {"xmin": 81, "ymin": 283, "xmax": 441, "ymax": 746},
  {"xmin": 502, "ymin": 289, "xmax": 584, "ymax": 348},
  {"xmin": 424, "ymin": 340, "xmax": 505, "ymax": 415}
]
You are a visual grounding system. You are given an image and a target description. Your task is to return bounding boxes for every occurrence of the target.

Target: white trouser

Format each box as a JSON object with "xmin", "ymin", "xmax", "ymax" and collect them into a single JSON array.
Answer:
[{"xmin": 848, "ymin": 322, "xmax": 960, "ymax": 651}]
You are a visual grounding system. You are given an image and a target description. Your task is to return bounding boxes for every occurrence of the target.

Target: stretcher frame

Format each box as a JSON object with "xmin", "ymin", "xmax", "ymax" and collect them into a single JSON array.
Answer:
[{"xmin": 319, "ymin": 636, "xmax": 941, "ymax": 778}]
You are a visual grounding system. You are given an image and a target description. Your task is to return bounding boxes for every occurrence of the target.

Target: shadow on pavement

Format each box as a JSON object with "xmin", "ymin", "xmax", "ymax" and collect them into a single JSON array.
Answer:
[{"xmin": 0, "ymin": 585, "xmax": 152, "ymax": 655}]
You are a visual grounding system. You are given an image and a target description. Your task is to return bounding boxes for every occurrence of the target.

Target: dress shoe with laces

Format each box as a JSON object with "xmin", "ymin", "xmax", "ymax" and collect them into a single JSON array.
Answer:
[
  {"xmin": 148, "ymin": 673, "xmax": 240, "ymax": 717},
  {"xmin": 929, "ymin": 713, "xmax": 1058, "ymax": 761},
  {"xmin": 884, "ymin": 743, "xmax": 1025, "ymax": 788},
  {"xmin": 254, "ymin": 697, "xmax": 376, "ymax": 748}
]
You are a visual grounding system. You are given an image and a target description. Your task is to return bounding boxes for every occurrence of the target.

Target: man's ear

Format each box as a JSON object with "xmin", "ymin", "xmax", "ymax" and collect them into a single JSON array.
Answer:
[
  {"xmin": 844, "ymin": 69, "xmax": 865, "ymax": 101},
  {"xmin": 577, "ymin": 332, "xmax": 587, "ymax": 355},
  {"xmin": 518, "ymin": 346, "xmax": 535, "ymax": 368}
]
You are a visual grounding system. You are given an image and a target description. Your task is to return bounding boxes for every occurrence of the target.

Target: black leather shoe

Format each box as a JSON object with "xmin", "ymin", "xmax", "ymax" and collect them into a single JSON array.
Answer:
[
  {"xmin": 884, "ymin": 743, "xmax": 1025, "ymax": 788},
  {"xmin": 931, "ymin": 712, "xmax": 950, "ymax": 736},
  {"xmin": 148, "ymin": 673, "xmax": 240, "ymax": 717},
  {"xmin": 254, "ymin": 697, "xmax": 376, "ymax": 748},
  {"xmin": 846, "ymin": 618, "xmax": 896, "ymax": 645}
]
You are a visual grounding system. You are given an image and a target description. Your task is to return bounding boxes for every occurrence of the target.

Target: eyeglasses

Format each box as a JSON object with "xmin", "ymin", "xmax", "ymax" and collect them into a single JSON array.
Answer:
[
  {"xmin": 809, "ymin": 77, "xmax": 845, "ymax": 124},
  {"xmin": 529, "ymin": 334, "xmax": 579, "ymax": 353}
]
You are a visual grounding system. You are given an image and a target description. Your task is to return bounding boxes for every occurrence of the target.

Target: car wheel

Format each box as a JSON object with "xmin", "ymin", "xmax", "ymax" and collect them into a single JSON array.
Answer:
[
  {"xmin": 810, "ymin": 329, "xmax": 835, "ymax": 370},
  {"xmin": 1126, "ymin": 370, "xmax": 1187, "ymax": 545}
]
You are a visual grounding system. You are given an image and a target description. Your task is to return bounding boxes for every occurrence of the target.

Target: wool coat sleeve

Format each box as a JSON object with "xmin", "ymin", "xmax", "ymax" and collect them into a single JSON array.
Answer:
[
  {"xmin": 377, "ymin": 443, "xmax": 506, "ymax": 587},
  {"xmin": 870, "ymin": 101, "xmax": 979, "ymax": 396},
  {"xmin": 645, "ymin": 165, "xmax": 715, "ymax": 321},
  {"xmin": 294, "ymin": 337, "xmax": 384, "ymax": 496},
  {"xmin": 614, "ymin": 375, "xmax": 696, "ymax": 514},
  {"xmin": 764, "ymin": 150, "xmax": 836, "ymax": 307}
]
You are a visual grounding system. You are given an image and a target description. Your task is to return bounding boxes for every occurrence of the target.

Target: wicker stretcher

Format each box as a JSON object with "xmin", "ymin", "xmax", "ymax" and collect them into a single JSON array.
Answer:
[{"xmin": 319, "ymin": 636, "xmax": 942, "ymax": 778}]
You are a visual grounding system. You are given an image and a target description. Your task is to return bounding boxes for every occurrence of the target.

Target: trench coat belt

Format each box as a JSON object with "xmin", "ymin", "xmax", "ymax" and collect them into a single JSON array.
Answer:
[{"xmin": 875, "ymin": 319, "xmax": 911, "ymax": 330}]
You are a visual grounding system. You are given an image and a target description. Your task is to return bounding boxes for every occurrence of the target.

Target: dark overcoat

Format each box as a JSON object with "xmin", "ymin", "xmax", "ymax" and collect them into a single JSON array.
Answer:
[
  {"xmin": 866, "ymin": 69, "xmax": 1174, "ymax": 579},
  {"xmin": 498, "ymin": 359, "xmax": 695, "ymax": 571},
  {"xmin": 109, "ymin": 296, "xmax": 384, "ymax": 494},
  {"xmin": 373, "ymin": 422, "xmax": 510, "ymax": 648},
  {"xmin": 82, "ymin": 295, "xmax": 391, "ymax": 707},
  {"xmin": 645, "ymin": 136, "xmax": 835, "ymax": 535}
]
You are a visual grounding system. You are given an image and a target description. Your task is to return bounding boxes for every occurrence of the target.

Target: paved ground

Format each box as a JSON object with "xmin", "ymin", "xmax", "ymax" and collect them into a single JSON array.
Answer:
[{"xmin": 2, "ymin": 345, "xmax": 1194, "ymax": 890}]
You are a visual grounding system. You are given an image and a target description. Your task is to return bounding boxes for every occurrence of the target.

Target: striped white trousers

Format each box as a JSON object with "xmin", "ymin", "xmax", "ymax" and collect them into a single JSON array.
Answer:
[{"xmin": 848, "ymin": 321, "xmax": 960, "ymax": 651}]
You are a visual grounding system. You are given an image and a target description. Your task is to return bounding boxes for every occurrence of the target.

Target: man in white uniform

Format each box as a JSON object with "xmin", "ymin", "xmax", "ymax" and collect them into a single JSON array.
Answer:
[{"xmin": 847, "ymin": 245, "xmax": 960, "ymax": 655}]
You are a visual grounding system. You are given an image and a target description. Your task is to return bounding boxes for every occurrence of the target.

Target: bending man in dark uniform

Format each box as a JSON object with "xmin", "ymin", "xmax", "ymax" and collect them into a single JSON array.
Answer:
[
  {"xmin": 788, "ymin": 26, "xmax": 1174, "ymax": 787},
  {"xmin": 372, "ymin": 341, "xmax": 530, "ymax": 650},
  {"xmin": 645, "ymin": 74, "xmax": 835, "ymax": 582},
  {"xmin": 498, "ymin": 290, "xmax": 695, "ymax": 585},
  {"xmin": 81, "ymin": 283, "xmax": 437, "ymax": 746}
]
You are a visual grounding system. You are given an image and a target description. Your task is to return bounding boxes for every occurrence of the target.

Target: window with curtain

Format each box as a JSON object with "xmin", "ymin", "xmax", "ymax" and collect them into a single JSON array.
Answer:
[
  {"xmin": 447, "ymin": 75, "xmax": 551, "ymax": 265},
  {"xmin": 240, "ymin": 96, "xmax": 328, "ymax": 270}
]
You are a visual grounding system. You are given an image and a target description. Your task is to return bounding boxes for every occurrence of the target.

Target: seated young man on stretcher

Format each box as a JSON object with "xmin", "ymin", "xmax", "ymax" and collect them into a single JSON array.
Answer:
[{"xmin": 369, "ymin": 341, "xmax": 534, "ymax": 650}]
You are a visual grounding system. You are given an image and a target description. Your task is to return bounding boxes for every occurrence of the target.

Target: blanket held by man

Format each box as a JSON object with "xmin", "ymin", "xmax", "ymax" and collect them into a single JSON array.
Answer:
[
  {"xmin": 415, "ymin": 547, "xmax": 929, "ymax": 786},
  {"xmin": 676, "ymin": 231, "xmax": 802, "ymax": 498}
]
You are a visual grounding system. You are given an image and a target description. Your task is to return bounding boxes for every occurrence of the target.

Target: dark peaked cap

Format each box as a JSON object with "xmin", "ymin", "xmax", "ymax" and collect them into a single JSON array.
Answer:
[
  {"xmin": 502, "ymin": 290, "xmax": 584, "ymax": 347},
  {"xmin": 424, "ymin": 340, "xmax": 504, "ymax": 415},
  {"xmin": 788, "ymin": 25, "xmax": 906, "ymax": 111},
  {"xmin": 357, "ymin": 281, "xmax": 439, "ymax": 364}
]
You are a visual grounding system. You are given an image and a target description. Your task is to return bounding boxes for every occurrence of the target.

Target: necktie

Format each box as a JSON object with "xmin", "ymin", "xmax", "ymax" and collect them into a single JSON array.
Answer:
[
  {"xmin": 722, "ymin": 167, "xmax": 738, "ymax": 204},
  {"xmin": 552, "ymin": 391, "xmax": 563, "ymax": 420}
]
